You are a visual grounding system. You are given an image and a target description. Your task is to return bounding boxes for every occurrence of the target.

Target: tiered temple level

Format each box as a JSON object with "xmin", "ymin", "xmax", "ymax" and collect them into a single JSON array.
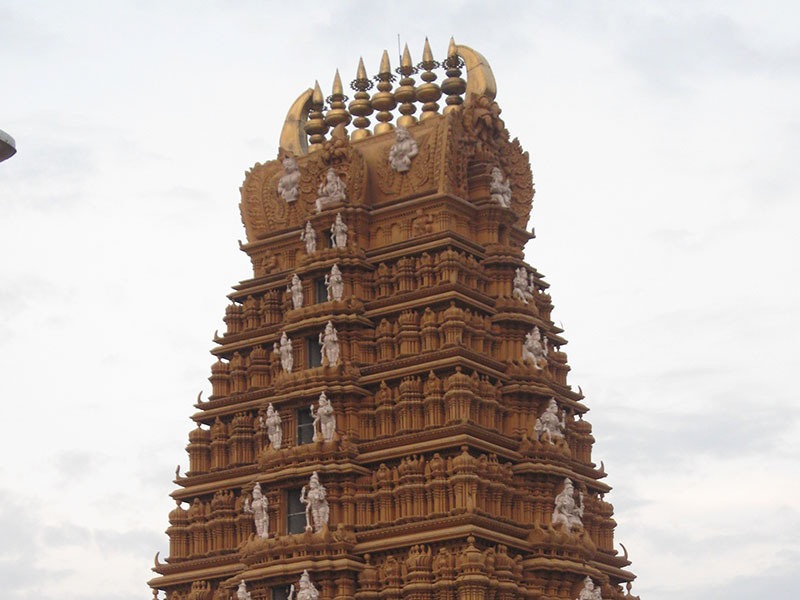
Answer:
[{"xmin": 150, "ymin": 39, "xmax": 640, "ymax": 600}]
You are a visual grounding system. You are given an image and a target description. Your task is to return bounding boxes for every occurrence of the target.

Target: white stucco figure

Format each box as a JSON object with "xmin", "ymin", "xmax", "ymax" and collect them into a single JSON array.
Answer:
[
  {"xmin": 513, "ymin": 267, "xmax": 533, "ymax": 304},
  {"xmin": 277, "ymin": 157, "xmax": 300, "ymax": 203},
  {"xmin": 490, "ymin": 167, "xmax": 512, "ymax": 208},
  {"xmin": 527, "ymin": 271, "xmax": 537, "ymax": 298},
  {"xmin": 319, "ymin": 321, "xmax": 340, "ymax": 367},
  {"xmin": 288, "ymin": 273, "xmax": 303, "ymax": 310},
  {"xmin": 315, "ymin": 168, "xmax": 346, "ymax": 212},
  {"xmin": 534, "ymin": 398, "xmax": 565, "ymax": 443},
  {"xmin": 310, "ymin": 391, "xmax": 336, "ymax": 442},
  {"xmin": 388, "ymin": 125, "xmax": 419, "ymax": 173},
  {"xmin": 273, "ymin": 332, "xmax": 293, "ymax": 373},
  {"xmin": 237, "ymin": 581, "xmax": 251, "ymax": 600},
  {"xmin": 300, "ymin": 221, "xmax": 317, "ymax": 254},
  {"xmin": 243, "ymin": 482, "xmax": 269, "ymax": 539},
  {"xmin": 522, "ymin": 326, "xmax": 548, "ymax": 369},
  {"xmin": 287, "ymin": 570, "xmax": 319, "ymax": 600},
  {"xmin": 577, "ymin": 577, "xmax": 602, "ymax": 600},
  {"xmin": 300, "ymin": 472, "xmax": 329, "ymax": 532},
  {"xmin": 330, "ymin": 212, "xmax": 348, "ymax": 249},
  {"xmin": 325, "ymin": 264, "xmax": 344, "ymax": 302},
  {"xmin": 552, "ymin": 477, "xmax": 584, "ymax": 531},
  {"xmin": 263, "ymin": 403, "xmax": 283, "ymax": 450}
]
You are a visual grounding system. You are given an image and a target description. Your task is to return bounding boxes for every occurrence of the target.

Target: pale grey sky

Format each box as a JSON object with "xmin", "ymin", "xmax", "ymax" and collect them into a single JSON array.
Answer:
[{"xmin": 1, "ymin": 2, "xmax": 798, "ymax": 599}]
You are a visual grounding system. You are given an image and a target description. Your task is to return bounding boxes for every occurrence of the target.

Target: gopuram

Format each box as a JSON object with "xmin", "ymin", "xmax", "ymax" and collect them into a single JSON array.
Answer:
[{"xmin": 148, "ymin": 39, "xmax": 641, "ymax": 600}]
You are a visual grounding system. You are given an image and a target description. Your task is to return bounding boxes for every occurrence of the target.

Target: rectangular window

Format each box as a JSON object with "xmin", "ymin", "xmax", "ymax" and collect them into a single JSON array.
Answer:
[
  {"xmin": 296, "ymin": 407, "xmax": 315, "ymax": 445},
  {"xmin": 307, "ymin": 337, "xmax": 323, "ymax": 368},
  {"xmin": 314, "ymin": 277, "xmax": 328, "ymax": 303},
  {"xmin": 271, "ymin": 586, "xmax": 291, "ymax": 600},
  {"xmin": 286, "ymin": 486, "xmax": 306, "ymax": 534}
]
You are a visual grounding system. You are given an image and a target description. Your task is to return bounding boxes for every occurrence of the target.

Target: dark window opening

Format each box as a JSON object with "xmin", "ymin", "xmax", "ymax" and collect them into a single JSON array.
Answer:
[
  {"xmin": 296, "ymin": 407, "xmax": 315, "ymax": 446},
  {"xmin": 271, "ymin": 586, "xmax": 291, "ymax": 600},
  {"xmin": 314, "ymin": 277, "xmax": 328, "ymax": 303},
  {"xmin": 286, "ymin": 486, "xmax": 306, "ymax": 534},
  {"xmin": 307, "ymin": 337, "xmax": 323, "ymax": 368}
]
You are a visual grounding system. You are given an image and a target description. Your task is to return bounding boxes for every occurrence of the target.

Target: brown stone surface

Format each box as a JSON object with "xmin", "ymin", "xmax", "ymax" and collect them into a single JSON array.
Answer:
[{"xmin": 149, "ymin": 44, "xmax": 639, "ymax": 600}]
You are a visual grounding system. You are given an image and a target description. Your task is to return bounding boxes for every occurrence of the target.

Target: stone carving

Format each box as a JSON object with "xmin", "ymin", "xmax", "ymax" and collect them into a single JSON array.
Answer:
[
  {"xmin": 273, "ymin": 332, "xmax": 293, "ymax": 373},
  {"xmin": 552, "ymin": 477, "xmax": 584, "ymax": 531},
  {"xmin": 236, "ymin": 581, "xmax": 251, "ymax": 600},
  {"xmin": 534, "ymin": 398, "xmax": 565, "ymax": 443},
  {"xmin": 388, "ymin": 125, "xmax": 419, "ymax": 173},
  {"xmin": 300, "ymin": 221, "xmax": 316, "ymax": 254},
  {"xmin": 325, "ymin": 264, "xmax": 344, "ymax": 302},
  {"xmin": 330, "ymin": 212, "xmax": 348, "ymax": 249},
  {"xmin": 262, "ymin": 403, "xmax": 282, "ymax": 450},
  {"xmin": 490, "ymin": 166, "xmax": 512, "ymax": 208},
  {"xmin": 287, "ymin": 274, "xmax": 303, "ymax": 310},
  {"xmin": 243, "ymin": 482, "xmax": 269, "ymax": 539},
  {"xmin": 300, "ymin": 471, "xmax": 329, "ymax": 532},
  {"xmin": 319, "ymin": 321, "xmax": 340, "ymax": 367},
  {"xmin": 277, "ymin": 156, "xmax": 300, "ymax": 203},
  {"xmin": 513, "ymin": 267, "xmax": 533, "ymax": 304},
  {"xmin": 288, "ymin": 570, "xmax": 319, "ymax": 600},
  {"xmin": 522, "ymin": 326, "xmax": 548, "ymax": 369},
  {"xmin": 577, "ymin": 577, "xmax": 602, "ymax": 600},
  {"xmin": 315, "ymin": 168, "xmax": 346, "ymax": 212},
  {"xmin": 310, "ymin": 391, "xmax": 336, "ymax": 442}
]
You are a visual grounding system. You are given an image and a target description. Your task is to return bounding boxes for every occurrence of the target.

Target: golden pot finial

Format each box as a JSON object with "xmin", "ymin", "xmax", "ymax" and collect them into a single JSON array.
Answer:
[
  {"xmin": 396, "ymin": 43, "xmax": 417, "ymax": 128},
  {"xmin": 442, "ymin": 36, "xmax": 466, "ymax": 113},
  {"xmin": 349, "ymin": 57, "xmax": 373, "ymax": 140},
  {"xmin": 417, "ymin": 37, "xmax": 441, "ymax": 121},
  {"xmin": 372, "ymin": 50, "xmax": 397, "ymax": 135},
  {"xmin": 325, "ymin": 69, "xmax": 351, "ymax": 130}
]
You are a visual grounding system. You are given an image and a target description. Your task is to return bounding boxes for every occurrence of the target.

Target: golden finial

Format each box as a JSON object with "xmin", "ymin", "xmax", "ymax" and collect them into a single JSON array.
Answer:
[
  {"xmin": 441, "ymin": 36, "xmax": 466, "ymax": 113},
  {"xmin": 349, "ymin": 57, "xmax": 374, "ymax": 141},
  {"xmin": 416, "ymin": 37, "xmax": 442, "ymax": 121},
  {"xmin": 304, "ymin": 80, "xmax": 328, "ymax": 151},
  {"xmin": 372, "ymin": 50, "xmax": 397, "ymax": 135},
  {"xmin": 395, "ymin": 43, "xmax": 418, "ymax": 128},
  {"xmin": 325, "ymin": 69, "xmax": 351, "ymax": 130}
]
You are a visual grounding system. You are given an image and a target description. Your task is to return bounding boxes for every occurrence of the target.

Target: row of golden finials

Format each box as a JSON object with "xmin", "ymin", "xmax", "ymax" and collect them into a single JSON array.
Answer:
[{"xmin": 304, "ymin": 37, "xmax": 469, "ymax": 143}]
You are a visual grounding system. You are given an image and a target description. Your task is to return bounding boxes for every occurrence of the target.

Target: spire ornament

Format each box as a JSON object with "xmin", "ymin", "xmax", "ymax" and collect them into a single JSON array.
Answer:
[
  {"xmin": 349, "ymin": 58, "xmax": 373, "ymax": 141},
  {"xmin": 395, "ymin": 44, "xmax": 418, "ymax": 128},
  {"xmin": 304, "ymin": 81, "xmax": 328, "ymax": 152},
  {"xmin": 325, "ymin": 70, "xmax": 351, "ymax": 130},
  {"xmin": 372, "ymin": 50, "xmax": 397, "ymax": 135},
  {"xmin": 416, "ymin": 37, "xmax": 442, "ymax": 120},
  {"xmin": 441, "ymin": 37, "xmax": 466, "ymax": 113}
]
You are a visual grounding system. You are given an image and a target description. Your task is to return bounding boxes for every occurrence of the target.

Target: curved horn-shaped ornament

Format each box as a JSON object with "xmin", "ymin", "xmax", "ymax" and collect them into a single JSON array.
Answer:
[
  {"xmin": 154, "ymin": 551, "xmax": 162, "ymax": 568},
  {"xmin": 455, "ymin": 44, "xmax": 497, "ymax": 101},
  {"xmin": 620, "ymin": 542, "xmax": 629, "ymax": 561},
  {"xmin": 196, "ymin": 390, "xmax": 203, "ymax": 403},
  {"xmin": 279, "ymin": 88, "xmax": 314, "ymax": 156}
]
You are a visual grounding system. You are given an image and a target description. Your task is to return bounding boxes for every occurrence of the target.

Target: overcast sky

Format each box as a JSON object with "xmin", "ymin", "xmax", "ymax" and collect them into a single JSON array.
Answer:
[{"xmin": 1, "ymin": 2, "xmax": 798, "ymax": 599}]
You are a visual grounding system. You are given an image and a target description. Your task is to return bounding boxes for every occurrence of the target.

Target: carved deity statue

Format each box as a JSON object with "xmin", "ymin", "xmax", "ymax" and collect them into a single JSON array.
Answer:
[
  {"xmin": 300, "ymin": 472, "xmax": 329, "ymax": 532},
  {"xmin": 388, "ymin": 125, "xmax": 419, "ymax": 172},
  {"xmin": 310, "ymin": 391, "xmax": 336, "ymax": 442},
  {"xmin": 300, "ymin": 221, "xmax": 317, "ymax": 254},
  {"xmin": 552, "ymin": 477, "xmax": 584, "ymax": 531},
  {"xmin": 490, "ymin": 166, "xmax": 512, "ymax": 208},
  {"xmin": 534, "ymin": 398, "xmax": 565, "ymax": 443},
  {"xmin": 287, "ymin": 273, "xmax": 303, "ymax": 310},
  {"xmin": 243, "ymin": 482, "xmax": 269, "ymax": 539},
  {"xmin": 277, "ymin": 156, "xmax": 300, "ymax": 203},
  {"xmin": 236, "ymin": 581, "xmax": 251, "ymax": 600},
  {"xmin": 273, "ymin": 332, "xmax": 293, "ymax": 372},
  {"xmin": 287, "ymin": 570, "xmax": 319, "ymax": 600},
  {"xmin": 319, "ymin": 320, "xmax": 340, "ymax": 366},
  {"xmin": 325, "ymin": 264, "xmax": 344, "ymax": 302},
  {"xmin": 330, "ymin": 212, "xmax": 348, "ymax": 249},
  {"xmin": 262, "ymin": 403, "xmax": 283, "ymax": 450},
  {"xmin": 513, "ymin": 267, "xmax": 533, "ymax": 304},
  {"xmin": 522, "ymin": 326, "xmax": 548, "ymax": 369},
  {"xmin": 315, "ymin": 168, "xmax": 346, "ymax": 212},
  {"xmin": 577, "ymin": 576, "xmax": 602, "ymax": 600}
]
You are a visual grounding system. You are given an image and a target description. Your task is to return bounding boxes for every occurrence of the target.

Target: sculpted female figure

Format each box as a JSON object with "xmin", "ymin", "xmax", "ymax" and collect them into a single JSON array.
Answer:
[
  {"xmin": 243, "ymin": 483, "xmax": 269, "ymax": 538},
  {"xmin": 325, "ymin": 264, "xmax": 344, "ymax": 301},
  {"xmin": 534, "ymin": 398, "xmax": 565, "ymax": 443},
  {"xmin": 490, "ymin": 166, "xmax": 511, "ymax": 207},
  {"xmin": 552, "ymin": 477, "xmax": 584, "ymax": 531},
  {"xmin": 522, "ymin": 326, "xmax": 548, "ymax": 369},
  {"xmin": 300, "ymin": 221, "xmax": 317, "ymax": 254},
  {"xmin": 330, "ymin": 213, "xmax": 348, "ymax": 249},
  {"xmin": 388, "ymin": 125, "xmax": 419, "ymax": 172},
  {"xmin": 288, "ymin": 273, "xmax": 303, "ymax": 310},
  {"xmin": 277, "ymin": 157, "xmax": 300, "ymax": 203},
  {"xmin": 319, "ymin": 321, "xmax": 340, "ymax": 366},
  {"xmin": 288, "ymin": 570, "xmax": 319, "ymax": 600},
  {"xmin": 262, "ymin": 403, "xmax": 282, "ymax": 450},
  {"xmin": 299, "ymin": 472, "xmax": 329, "ymax": 532},
  {"xmin": 310, "ymin": 391, "xmax": 336, "ymax": 442},
  {"xmin": 273, "ymin": 332, "xmax": 293, "ymax": 372},
  {"xmin": 315, "ymin": 168, "xmax": 346, "ymax": 212}
]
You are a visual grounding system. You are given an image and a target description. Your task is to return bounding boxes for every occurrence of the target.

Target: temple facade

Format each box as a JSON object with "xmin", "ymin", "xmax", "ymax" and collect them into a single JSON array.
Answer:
[{"xmin": 148, "ymin": 39, "xmax": 640, "ymax": 600}]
